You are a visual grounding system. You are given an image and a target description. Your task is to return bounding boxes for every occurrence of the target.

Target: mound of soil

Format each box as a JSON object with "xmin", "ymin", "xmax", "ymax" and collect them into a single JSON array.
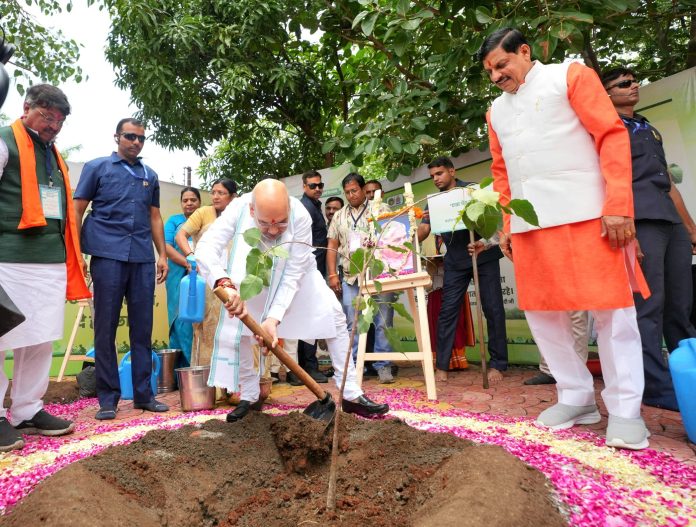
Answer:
[
  {"xmin": 3, "ymin": 380, "xmax": 80, "ymax": 409},
  {"xmin": 1, "ymin": 412, "xmax": 567, "ymax": 527}
]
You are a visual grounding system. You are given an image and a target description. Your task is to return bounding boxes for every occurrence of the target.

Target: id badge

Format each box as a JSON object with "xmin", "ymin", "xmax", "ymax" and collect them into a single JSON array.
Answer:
[
  {"xmin": 349, "ymin": 230, "xmax": 361, "ymax": 253},
  {"xmin": 39, "ymin": 185, "xmax": 64, "ymax": 220}
]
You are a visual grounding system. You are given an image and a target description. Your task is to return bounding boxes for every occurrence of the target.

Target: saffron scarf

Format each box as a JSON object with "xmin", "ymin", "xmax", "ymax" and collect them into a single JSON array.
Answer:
[{"xmin": 10, "ymin": 119, "xmax": 91, "ymax": 300}]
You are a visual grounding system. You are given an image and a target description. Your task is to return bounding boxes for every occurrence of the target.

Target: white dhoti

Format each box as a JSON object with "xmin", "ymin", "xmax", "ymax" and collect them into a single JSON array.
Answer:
[
  {"xmin": 0, "ymin": 262, "xmax": 67, "ymax": 423},
  {"xmin": 197, "ymin": 194, "xmax": 364, "ymax": 402},
  {"xmin": 525, "ymin": 307, "xmax": 644, "ymax": 419}
]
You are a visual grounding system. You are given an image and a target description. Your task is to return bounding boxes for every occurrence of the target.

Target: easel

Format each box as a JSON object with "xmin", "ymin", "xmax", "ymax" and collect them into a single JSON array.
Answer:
[
  {"xmin": 355, "ymin": 183, "xmax": 437, "ymax": 400},
  {"xmin": 57, "ymin": 294, "xmax": 94, "ymax": 382}
]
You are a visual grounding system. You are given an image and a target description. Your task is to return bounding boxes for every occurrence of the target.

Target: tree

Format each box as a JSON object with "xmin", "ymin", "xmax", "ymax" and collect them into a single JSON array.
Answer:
[
  {"xmin": 96, "ymin": 0, "xmax": 695, "ymax": 185},
  {"xmin": 94, "ymin": 0, "xmax": 349, "ymax": 186},
  {"xmin": 0, "ymin": 1, "xmax": 84, "ymax": 93}
]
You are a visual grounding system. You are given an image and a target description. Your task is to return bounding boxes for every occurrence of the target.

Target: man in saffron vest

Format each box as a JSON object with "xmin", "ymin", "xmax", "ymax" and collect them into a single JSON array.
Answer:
[
  {"xmin": 0, "ymin": 84, "xmax": 90, "ymax": 452},
  {"xmin": 479, "ymin": 28, "xmax": 651, "ymax": 450}
]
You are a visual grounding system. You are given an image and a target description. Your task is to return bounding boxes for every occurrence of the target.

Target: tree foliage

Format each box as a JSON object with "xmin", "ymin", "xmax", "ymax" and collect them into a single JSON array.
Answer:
[
  {"xmin": 95, "ymin": 0, "xmax": 696, "ymax": 186},
  {"xmin": 0, "ymin": 1, "xmax": 84, "ymax": 94}
]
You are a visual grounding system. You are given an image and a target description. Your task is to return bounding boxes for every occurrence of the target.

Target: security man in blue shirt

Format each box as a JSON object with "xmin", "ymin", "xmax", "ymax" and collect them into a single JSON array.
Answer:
[
  {"xmin": 604, "ymin": 68, "xmax": 696, "ymax": 412},
  {"xmin": 417, "ymin": 156, "xmax": 508, "ymax": 384},
  {"xmin": 74, "ymin": 118, "xmax": 170, "ymax": 420}
]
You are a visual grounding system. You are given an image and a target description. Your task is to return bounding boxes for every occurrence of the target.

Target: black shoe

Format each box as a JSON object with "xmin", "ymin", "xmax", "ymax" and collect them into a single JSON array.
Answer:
[
  {"xmin": 15, "ymin": 410, "xmax": 75, "ymax": 436},
  {"xmin": 286, "ymin": 372, "xmax": 304, "ymax": 386},
  {"xmin": 524, "ymin": 372, "xmax": 557, "ymax": 385},
  {"xmin": 342, "ymin": 395, "xmax": 389, "ymax": 418},
  {"xmin": 0, "ymin": 417, "xmax": 24, "ymax": 452},
  {"xmin": 133, "ymin": 399, "xmax": 169, "ymax": 412},
  {"xmin": 270, "ymin": 372, "xmax": 280, "ymax": 384},
  {"xmin": 307, "ymin": 369, "xmax": 329, "ymax": 383},
  {"xmin": 95, "ymin": 407, "xmax": 117, "ymax": 420},
  {"xmin": 227, "ymin": 400, "xmax": 252, "ymax": 422}
]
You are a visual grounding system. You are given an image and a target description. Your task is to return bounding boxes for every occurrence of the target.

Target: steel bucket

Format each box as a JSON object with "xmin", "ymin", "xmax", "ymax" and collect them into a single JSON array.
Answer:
[
  {"xmin": 156, "ymin": 349, "xmax": 181, "ymax": 393},
  {"xmin": 175, "ymin": 366, "xmax": 216, "ymax": 411}
]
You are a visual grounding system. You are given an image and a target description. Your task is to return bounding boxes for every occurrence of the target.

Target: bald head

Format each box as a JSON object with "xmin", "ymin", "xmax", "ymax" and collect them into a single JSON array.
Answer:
[{"xmin": 251, "ymin": 179, "xmax": 290, "ymax": 240}]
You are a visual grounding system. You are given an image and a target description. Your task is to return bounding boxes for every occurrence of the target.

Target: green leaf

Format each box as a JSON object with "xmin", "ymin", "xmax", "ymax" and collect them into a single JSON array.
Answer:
[
  {"xmin": 392, "ymin": 31, "xmax": 411, "ymax": 57},
  {"xmin": 243, "ymin": 228, "xmax": 261, "ymax": 247},
  {"xmin": 348, "ymin": 248, "xmax": 366, "ymax": 275},
  {"xmin": 352, "ymin": 10, "xmax": 370, "ymax": 29},
  {"xmin": 321, "ymin": 140, "xmax": 336, "ymax": 154},
  {"xmin": 364, "ymin": 137, "xmax": 380, "ymax": 155},
  {"xmin": 465, "ymin": 201, "xmax": 486, "ymax": 222},
  {"xmin": 402, "ymin": 142, "xmax": 419, "ymax": 155},
  {"xmin": 400, "ymin": 19, "xmax": 421, "ymax": 31},
  {"xmin": 384, "ymin": 327, "xmax": 402, "ymax": 351},
  {"xmin": 411, "ymin": 116, "xmax": 427, "ymax": 130},
  {"xmin": 396, "ymin": 0, "xmax": 410, "ymax": 16},
  {"xmin": 553, "ymin": 11, "xmax": 594, "ymax": 24},
  {"xmin": 415, "ymin": 134, "xmax": 436, "ymax": 145},
  {"xmin": 475, "ymin": 7, "xmax": 493, "ymax": 24},
  {"xmin": 386, "ymin": 136, "xmax": 403, "ymax": 153},
  {"xmin": 361, "ymin": 12, "xmax": 379, "ymax": 36},
  {"xmin": 269, "ymin": 245, "xmax": 289, "ymax": 258},
  {"xmin": 386, "ymin": 244, "xmax": 408, "ymax": 253},
  {"xmin": 239, "ymin": 274, "xmax": 263, "ymax": 300},
  {"xmin": 508, "ymin": 199, "xmax": 539, "ymax": 227},
  {"xmin": 245, "ymin": 247, "xmax": 263, "ymax": 275},
  {"xmin": 479, "ymin": 176, "xmax": 493, "ymax": 188},
  {"xmin": 370, "ymin": 258, "xmax": 385, "ymax": 277},
  {"xmin": 372, "ymin": 280, "xmax": 383, "ymax": 293},
  {"xmin": 392, "ymin": 301, "xmax": 414, "ymax": 323}
]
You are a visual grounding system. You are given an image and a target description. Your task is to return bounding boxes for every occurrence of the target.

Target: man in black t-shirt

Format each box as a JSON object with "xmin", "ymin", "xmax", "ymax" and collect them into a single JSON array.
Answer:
[{"xmin": 417, "ymin": 156, "xmax": 508, "ymax": 384}]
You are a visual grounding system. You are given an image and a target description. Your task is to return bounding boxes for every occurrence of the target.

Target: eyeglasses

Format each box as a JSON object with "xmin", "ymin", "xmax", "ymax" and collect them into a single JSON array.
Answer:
[
  {"xmin": 210, "ymin": 190, "xmax": 230, "ymax": 197},
  {"xmin": 607, "ymin": 79, "xmax": 638, "ymax": 90},
  {"xmin": 37, "ymin": 108, "xmax": 66, "ymax": 127},
  {"xmin": 257, "ymin": 219, "xmax": 289, "ymax": 229},
  {"xmin": 306, "ymin": 182, "xmax": 324, "ymax": 190},
  {"xmin": 120, "ymin": 132, "xmax": 147, "ymax": 143}
]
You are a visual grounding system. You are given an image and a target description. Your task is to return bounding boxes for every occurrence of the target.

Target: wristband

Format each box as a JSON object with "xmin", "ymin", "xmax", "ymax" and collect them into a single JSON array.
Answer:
[
  {"xmin": 186, "ymin": 250, "xmax": 194, "ymax": 257},
  {"xmin": 329, "ymin": 274, "xmax": 338, "ymax": 278},
  {"xmin": 214, "ymin": 277, "xmax": 237, "ymax": 290}
]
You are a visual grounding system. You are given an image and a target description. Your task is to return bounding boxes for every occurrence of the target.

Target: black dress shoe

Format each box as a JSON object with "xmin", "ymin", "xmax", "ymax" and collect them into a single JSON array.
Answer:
[
  {"xmin": 307, "ymin": 369, "xmax": 329, "ymax": 383},
  {"xmin": 286, "ymin": 372, "xmax": 304, "ymax": 386},
  {"xmin": 227, "ymin": 400, "xmax": 256, "ymax": 422},
  {"xmin": 342, "ymin": 395, "xmax": 389, "ymax": 418},
  {"xmin": 95, "ymin": 407, "xmax": 117, "ymax": 420},
  {"xmin": 133, "ymin": 399, "xmax": 169, "ymax": 412},
  {"xmin": 524, "ymin": 372, "xmax": 556, "ymax": 385}
]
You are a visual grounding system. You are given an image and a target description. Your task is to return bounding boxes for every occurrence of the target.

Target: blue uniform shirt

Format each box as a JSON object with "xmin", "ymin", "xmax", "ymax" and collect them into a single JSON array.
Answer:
[{"xmin": 74, "ymin": 152, "xmax": 160, "ymax": 263}]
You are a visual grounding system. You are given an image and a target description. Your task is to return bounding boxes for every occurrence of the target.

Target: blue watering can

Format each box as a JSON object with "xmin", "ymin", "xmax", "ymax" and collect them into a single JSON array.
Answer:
[
  {"xmin": 669, "ymin": 338, "xmax": 696, "ymax": 443},
  {"xmin": 178, "ymin": 257, "xmax": 205, "ymax": 323},
  {"xmin": 118, "ymin": 350, "xmax": 161, "ymax": 400}
]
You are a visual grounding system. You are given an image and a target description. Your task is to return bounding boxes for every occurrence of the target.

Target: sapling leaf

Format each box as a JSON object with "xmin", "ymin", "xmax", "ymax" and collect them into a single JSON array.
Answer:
[
  {"xmin": 479, "ymin": 176, "xmax": 494, "ymax": 188},
  {"xmin": 239, "ymin": 274, "xmax": 263, "ymax": 300},
  {"xmin": 508, "ymin": 199, "xmax": 540, "ymax": 227},
  {"xmin": 386, "ymin": 244, "xmax": 408, "ymax": 253},
  {"xmin": 384, "ymin": 327, "xmax": 401, "ymax": 351},
  {"xmin": 373, "ymin": 280, "xmax": 383, "ymax": 292},
  {"xmin": 243, "ymin": 227, "xmax": 262, "ymax": 247},
  {"xmin": 349, "ymin": 248, "xmax": 366, "ymax": 275},
  {"xmin": 269, "ymin": 245, "xmax": 289, "ymax": 258},
  {"xmin": 392, "ymin": 301, "xmax": 414, "ymax": 323}
]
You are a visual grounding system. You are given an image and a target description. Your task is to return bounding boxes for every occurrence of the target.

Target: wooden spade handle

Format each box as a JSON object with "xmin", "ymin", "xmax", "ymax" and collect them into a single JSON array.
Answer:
[{"xmin": 213, "ymin": 287, "xmax": 328, "ymax": 401}]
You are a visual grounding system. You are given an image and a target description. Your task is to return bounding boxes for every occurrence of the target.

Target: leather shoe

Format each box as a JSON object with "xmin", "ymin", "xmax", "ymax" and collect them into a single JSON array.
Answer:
[
  {"xmin": 133, "ymin": 399, "xmax": 169, "ymax": 412},
  {"xmin": 286, "ymin": 372, "xmax": 304, "ymax": 386},
  {"xmin": 524, "ymin": 372, "xmax": 556, "ymax": 385},
  {"xmin": 308, "ymin": 369, "xmax": 329, "ymax": 383},
  {"xmin": 95, "ymin": 407, "xmax": 117, "ymax": 420},
  {"xmin": 342, "ymin": 395, "xmax": 389, "ymax": 418},
  {"xmin": 227, "ymin": 400, "xmax": 262, "ymax": 422}
]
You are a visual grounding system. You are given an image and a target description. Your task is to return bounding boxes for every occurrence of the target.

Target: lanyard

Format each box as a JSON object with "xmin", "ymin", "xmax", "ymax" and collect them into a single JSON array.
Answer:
[
  {"xmin": 44, "ymin": 146, "xmax": 55, "ymax": 188},
  {"xmin": 622, "ymin": 117, "xmax": 649, "ymax": 134},
  {"xmin": 121, "ymin": 161, "xmax": 148, "ymax": 182},
  {"xmin": 349, "ymin": 202, "xmax": 368, "ymax": 230}
]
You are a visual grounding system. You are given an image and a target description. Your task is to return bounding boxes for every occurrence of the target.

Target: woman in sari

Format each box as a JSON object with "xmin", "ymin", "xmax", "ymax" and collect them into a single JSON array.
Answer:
[
  {"xmin": 164, "ymin": 187, "xmax": 201, "ymax": 366},
  {"xmin": 175, "ymin": 178, "xmax": 237, "ymax": 366}
]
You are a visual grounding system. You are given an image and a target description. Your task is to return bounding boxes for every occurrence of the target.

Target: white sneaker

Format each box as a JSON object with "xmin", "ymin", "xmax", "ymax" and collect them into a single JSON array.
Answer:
[
  {"xmin": 536, "ymin": 403, "xmax": 601, "ymax": 430},
  {"xmin": 605, "ymin": 415, "xmax": 650, "ymax": 450}
]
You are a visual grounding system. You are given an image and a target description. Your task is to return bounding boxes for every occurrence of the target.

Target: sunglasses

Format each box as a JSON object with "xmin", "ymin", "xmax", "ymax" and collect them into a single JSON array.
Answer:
[
  {"xmin": 607, "ymin": 79, "xmax": 637, "ymax": 90},
  {"xmin": 120, "ymin": 132, "xmax": 147, "ymax": 143},
  {"xmin": 306, "ymin": 182, "xmax": 324, "ymax": 190}
]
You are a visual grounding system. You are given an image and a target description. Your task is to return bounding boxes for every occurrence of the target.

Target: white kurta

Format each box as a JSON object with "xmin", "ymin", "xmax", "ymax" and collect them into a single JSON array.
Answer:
[{"xmin": 196, "ymin": 195, "xmax": 353, "ymax": 393}]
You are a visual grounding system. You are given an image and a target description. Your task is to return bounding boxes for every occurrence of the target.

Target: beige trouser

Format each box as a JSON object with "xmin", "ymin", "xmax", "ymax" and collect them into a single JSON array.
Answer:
[{"xmin": 538, "ymin": 311, "xmax": 589, "ymax": 375}]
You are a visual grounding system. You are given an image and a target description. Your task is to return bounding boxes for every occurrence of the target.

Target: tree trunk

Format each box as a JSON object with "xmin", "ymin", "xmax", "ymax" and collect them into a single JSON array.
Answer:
[{"xmin": 688, "ymin": 10, "xmax": 696, "ymax": 69}]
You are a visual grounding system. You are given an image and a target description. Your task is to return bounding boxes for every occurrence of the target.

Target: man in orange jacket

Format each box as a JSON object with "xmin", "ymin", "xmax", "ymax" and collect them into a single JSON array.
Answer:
[{"xmin": 0, "ymin": 84, "xmax": 90, "ymax": 452}]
